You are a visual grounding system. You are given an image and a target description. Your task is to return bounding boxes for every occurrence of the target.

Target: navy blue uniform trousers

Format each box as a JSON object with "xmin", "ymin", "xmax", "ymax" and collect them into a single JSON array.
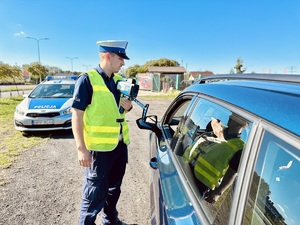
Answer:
[{"xmin": 79, "ymin": 140, "xmax": 128, "ymax": 225}]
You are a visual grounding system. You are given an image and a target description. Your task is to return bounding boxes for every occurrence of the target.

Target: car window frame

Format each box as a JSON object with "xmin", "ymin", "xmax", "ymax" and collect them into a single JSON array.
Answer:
[
  {"xmin": 159, "ymin": 93, "xmax": 212, "ymax": 224},
  {"xmin": 160, "ymin": 93, "xmax": 198, "ymax": 142},
  {"xmin": 232, "ymin": 120, "xmax": 300, "ymax": 225},
  {"xmin": 177, "ymin": 96, "xmax": 256, "ymax": 224},
  {"xmin": 152, "ymin": 93, "xmax": 204, "ymax": 224}
]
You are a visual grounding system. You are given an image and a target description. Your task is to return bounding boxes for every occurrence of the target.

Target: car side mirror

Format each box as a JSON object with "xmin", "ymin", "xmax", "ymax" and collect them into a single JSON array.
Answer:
[{"xmin": 136, "ymin": 115, "xmax": 162, "ymax": 138}]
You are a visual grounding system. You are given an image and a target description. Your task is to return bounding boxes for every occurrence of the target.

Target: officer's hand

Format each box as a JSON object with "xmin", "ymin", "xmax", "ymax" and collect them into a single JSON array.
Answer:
[
  {"xmin": 211, "ymin": 118, "xmax": 224, "ymax": 139},
  {"xmin": 121, "ymin": 98, "xmax": 133, "ymax": 111},
  {"xmin": 77, "ymin": 149, "xmax": 92, "ymax": 168}
]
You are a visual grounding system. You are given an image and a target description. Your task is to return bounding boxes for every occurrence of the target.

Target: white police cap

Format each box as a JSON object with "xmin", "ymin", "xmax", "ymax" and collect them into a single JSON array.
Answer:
[{"xmin": 96, "ymin": 40, "xmax": 129, "ymax": 60}]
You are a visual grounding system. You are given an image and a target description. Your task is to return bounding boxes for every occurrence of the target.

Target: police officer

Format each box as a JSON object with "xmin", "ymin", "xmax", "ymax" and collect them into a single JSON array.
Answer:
[{"xmin": 72, "ymin": 40, "xmax": 133, "ymax": 225}]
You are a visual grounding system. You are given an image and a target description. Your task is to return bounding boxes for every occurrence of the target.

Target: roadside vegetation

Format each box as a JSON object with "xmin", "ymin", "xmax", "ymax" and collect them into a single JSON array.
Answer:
[
  {"xmin": 0, "ymin": 86, "xmax": 34, "ymax": 92},
  {"xmin": 0, "ymin": 61, "xmax": 72, "ymax": 85},
  {"xmin": 141, "ymin": 90, "xmax": 180, "ymax": 99},
  {"xmin": 0, "ymin": 97, "xmax": 48, "ymax": 185}
]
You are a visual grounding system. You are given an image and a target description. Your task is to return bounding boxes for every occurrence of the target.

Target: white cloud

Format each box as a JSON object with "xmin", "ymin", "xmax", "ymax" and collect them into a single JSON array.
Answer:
[
  {"xmin": 14, "ymin": 31, "xmax": 26, "ymax": 37},
  {"xmin": 278, "ymin": 160, "xmax": 293, "ymax": 171}
]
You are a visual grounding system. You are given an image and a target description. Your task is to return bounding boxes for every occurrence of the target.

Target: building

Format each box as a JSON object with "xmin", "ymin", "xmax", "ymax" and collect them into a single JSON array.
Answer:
[
  {"xmin": 137, "ymin": 66, "xmax": 186, "ymax": 92},
  {"xmin": 179, "ymin": 71, "xmax": 214, "ymax": 90},
  {"xmin": 189, "ymin": 71, "xmax": 214, "ymax": 79}
]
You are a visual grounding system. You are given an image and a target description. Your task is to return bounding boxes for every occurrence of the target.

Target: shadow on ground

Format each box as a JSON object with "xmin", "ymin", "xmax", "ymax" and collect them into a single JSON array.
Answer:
[{"xmin": 22, "ymin": 129, "xmax": 74, "ymax": 139}]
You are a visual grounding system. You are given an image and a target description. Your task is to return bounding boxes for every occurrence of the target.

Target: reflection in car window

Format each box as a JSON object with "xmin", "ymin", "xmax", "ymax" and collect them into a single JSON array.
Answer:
[
  {"xmin": 243, "ymin": 131, "xmax": 300, "ymax": 225},
  {"xmin": 29, "ymin": 84, "xmax": 74, "ymax": 98},
  {"xmin": 172, "ymin": 98, "xmax": 252, "ymax": 224},
  {"xmin": 165, "ymin": 96, "xmax": 196, "ymax": 148}
]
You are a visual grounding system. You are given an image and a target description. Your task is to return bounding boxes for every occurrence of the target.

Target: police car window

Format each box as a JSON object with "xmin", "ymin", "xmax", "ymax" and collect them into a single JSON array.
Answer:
[
  {"xmin": 29, "ymin": 84, "xmax": 74, "ymax": 98},
  {"xmin": 173, "ymin": 98, "xmax": 252, "ymax": 224},
  {"xmin": 29, "ymin": 85, "xmax": 44, "ymax": 98},
  {"xmin": 243, "ymin": 131, "xmax": 300, "ymax": 225}
]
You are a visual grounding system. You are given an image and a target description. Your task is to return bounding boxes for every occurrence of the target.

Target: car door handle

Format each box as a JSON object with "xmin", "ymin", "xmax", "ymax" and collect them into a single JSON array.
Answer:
[{"xmin": 149, "ymin": 157, "xmax": 158, "ymax": 170}]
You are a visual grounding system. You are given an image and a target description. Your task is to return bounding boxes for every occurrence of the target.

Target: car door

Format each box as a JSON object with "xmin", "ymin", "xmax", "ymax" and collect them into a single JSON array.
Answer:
[
  {"xmin": 150, "ymin": 93, "xmax": 201, "ymax": 225},
  {"xmin": 156, "ymin": 93, "xmax": 255, "ymax": 224}
]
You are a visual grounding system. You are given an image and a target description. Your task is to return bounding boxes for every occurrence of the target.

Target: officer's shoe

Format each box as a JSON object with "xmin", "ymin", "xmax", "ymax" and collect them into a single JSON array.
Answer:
[
  {"xmin": 111, "ymin": 219, "xmax": 124, "ymax": 225},
  {"xmin": 110, "ymin": 219, "xmax": 138, "ymax": 225}
]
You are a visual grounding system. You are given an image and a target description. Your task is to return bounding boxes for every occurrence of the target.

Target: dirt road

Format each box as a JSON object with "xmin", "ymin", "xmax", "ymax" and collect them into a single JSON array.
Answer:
[{"xmin": 0, "ymin": 97, "xmax": 174, "ymax": 225}]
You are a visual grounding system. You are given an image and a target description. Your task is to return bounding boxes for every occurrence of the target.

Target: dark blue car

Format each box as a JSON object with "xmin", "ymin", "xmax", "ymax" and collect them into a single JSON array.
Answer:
[{"xmin": 137, "ymin": 74, "xmax": 300, "ymax": 225}]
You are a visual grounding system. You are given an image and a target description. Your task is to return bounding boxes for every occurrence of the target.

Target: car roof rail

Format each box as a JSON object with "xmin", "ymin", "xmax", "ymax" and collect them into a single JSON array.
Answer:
[{"xmin": 198, "ymin": 73, "xmax": 300, "ymax": 84}]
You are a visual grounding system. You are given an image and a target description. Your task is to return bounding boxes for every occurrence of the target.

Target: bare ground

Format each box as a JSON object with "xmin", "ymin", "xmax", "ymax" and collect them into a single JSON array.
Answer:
[{"xmin": 0, "ymin": 97, "xmax": 174, "ymax": 225}]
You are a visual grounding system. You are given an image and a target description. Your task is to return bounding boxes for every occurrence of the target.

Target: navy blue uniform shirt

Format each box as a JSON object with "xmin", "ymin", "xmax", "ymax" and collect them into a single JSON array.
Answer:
[{"xmin": 72, "ymin": 66, "xmax": 121, "ymax": 111}]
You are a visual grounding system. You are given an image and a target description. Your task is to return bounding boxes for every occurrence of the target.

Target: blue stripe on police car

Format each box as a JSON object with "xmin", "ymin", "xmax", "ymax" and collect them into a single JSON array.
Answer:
[{"xmin": 29, "ymin": 98, "xmax": 69, "ymax": 109}]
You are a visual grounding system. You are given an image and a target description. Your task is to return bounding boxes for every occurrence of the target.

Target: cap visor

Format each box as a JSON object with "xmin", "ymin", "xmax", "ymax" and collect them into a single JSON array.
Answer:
[{"xmin": 116, "ymin": 52, "xmax": 130, "ymax": 60}]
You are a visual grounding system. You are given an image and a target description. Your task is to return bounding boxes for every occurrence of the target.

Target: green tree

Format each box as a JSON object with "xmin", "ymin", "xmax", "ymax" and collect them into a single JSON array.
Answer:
[
  {"xmin": 72, "ymin": 71, "xmax": 81, "ymax": 76},
  {"xmin": 0, "ymin": 63, "xmax": 23, "ymax": 94},
  {"xmin": 126, "ymin": 64, "xmax": 141, "ymax": 77},
  {"xmin": 46, "ymin": 66, "xmax": 63, "ymax": 75},
  {"xmin": 24, "ymin": 62, "xmax": 48, "ymax": 83},
  {"xmin": 126, "ymin": 58, "xmax": 180, "ymax": 76},
  {"xmin": 234, "ymin": 57, "xmax": 246, "ymax": 74},
  {"xmin": 0, "ymin": 63, "xmax": 21, "ymax": 80}
]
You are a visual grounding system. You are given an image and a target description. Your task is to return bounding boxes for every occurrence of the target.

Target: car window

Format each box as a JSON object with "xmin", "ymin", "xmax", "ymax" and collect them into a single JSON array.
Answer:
[
  {"xmin": 162, "ymin": 95, "xmax": 197, "ymax": 146},
  {"xmin": 243, "ymin": 131, "xmax": 300, "ymax": 225},
  {"xmin": 29, "ymin": 84, "xmax": 75, "ymax": 98},
  {"xmin": 171, "ymin": 98, "xmax": 253, "ymax": 224}
]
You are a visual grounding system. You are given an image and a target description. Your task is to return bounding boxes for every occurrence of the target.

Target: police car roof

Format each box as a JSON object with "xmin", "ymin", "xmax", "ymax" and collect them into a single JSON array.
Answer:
[
  {"xmin": 45, "ymin": 75, "xmax": 78, "ymax": 81},
  {"xmin": 43, "ymin": 75, "xmax": 78, "ymax": 84},
  {"xmin": 182, "ymin": 73, "xmax": 300, "ymax": 136}
]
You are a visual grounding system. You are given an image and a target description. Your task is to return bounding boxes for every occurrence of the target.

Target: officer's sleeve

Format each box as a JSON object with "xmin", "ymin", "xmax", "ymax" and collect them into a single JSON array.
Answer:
[
  {"xmin": 229, "ymin": 150, "xmax": 242, "ymax": 172},
  {"xmin": 72, "ymin": 74, "xmax": 92, "ymax": 111}
]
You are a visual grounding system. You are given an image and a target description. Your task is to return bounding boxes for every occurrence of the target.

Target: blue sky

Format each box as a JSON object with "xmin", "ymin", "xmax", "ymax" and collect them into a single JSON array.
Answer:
[{"xmin": 1, "ymin": 0, "xmax": 300, "ymax": 74}]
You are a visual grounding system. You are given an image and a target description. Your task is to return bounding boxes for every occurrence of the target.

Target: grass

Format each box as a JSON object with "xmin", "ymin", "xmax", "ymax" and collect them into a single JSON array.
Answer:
[
  {"xmin": 140, "ymin": 90, "xmax": 181, "ymax": 99},
  {"xmin": 0, "ymin": 97, "xmax": 48, "ymax": 185},
  {"xmin": 0, "ymin": 86, "xmax": 34, "ymax": 92}
]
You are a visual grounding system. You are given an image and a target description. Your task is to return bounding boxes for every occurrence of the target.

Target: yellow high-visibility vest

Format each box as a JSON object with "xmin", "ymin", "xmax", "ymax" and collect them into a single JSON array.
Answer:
[
  {"xmin": 83, "ymin": 70, "xmax": 130, "ymax": 151},
  {"xmin": 194, "ymin": 138, "xmax": 244, "ymax": 190}
]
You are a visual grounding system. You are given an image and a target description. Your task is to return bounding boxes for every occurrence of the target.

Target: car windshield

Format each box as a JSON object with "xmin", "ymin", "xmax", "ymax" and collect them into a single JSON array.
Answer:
[{"xmin": 29, "ymin": 84, "xmax": 74, "ymax": 98}]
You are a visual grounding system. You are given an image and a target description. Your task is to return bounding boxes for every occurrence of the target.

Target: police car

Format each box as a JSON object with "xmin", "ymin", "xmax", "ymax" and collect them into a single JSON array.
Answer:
[
  {"xmin": 14, "ymin": 75, "xmax": 77, "ymax": 132},
  {"xmin": 136, "ymin": 74, "xmax": 300, "ymax": 225}
]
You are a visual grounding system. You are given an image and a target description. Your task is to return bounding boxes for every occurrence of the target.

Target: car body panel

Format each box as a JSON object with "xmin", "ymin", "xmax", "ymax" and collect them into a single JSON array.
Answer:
[
  {"xmin": 14, "ymin": 76, "xmax": 77, "ymax": 132},
  {"xmin": 150, "ymin": 132, "xmax": 202, "ymax": 225},
  {"xmin": 27, "ymin": 98, "xmax": 70, "ymax": 109}
]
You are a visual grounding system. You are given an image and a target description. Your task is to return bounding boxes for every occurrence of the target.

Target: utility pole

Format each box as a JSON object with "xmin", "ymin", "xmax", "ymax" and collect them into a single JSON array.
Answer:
[
  {"xmin": 26, "ymin": 37, "xmax": 49, "ymax": 82},
  {"xmin": 66, "ymin": 57, "xmax": 78, "ymax": 72},
  {"xmin": 26, "ymin": 37, "xmax": 49, "ymax": 64},
  {"xmin": 82, "ymin": 64, "xmax": 91, "ymax": 71},
  {"xmin": 287, "ymin": 66, "xmax": 297, "ymax": 74}
]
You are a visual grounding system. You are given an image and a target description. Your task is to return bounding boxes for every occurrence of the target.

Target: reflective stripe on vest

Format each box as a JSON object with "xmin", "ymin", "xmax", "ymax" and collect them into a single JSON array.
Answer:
[
  {"xmin": 83, "ymin": 70, "xmax": 130, "ymax": 151},
  {"xmin": 194, "ymin": 138, "xmax": 244, "ymax": 190}
]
